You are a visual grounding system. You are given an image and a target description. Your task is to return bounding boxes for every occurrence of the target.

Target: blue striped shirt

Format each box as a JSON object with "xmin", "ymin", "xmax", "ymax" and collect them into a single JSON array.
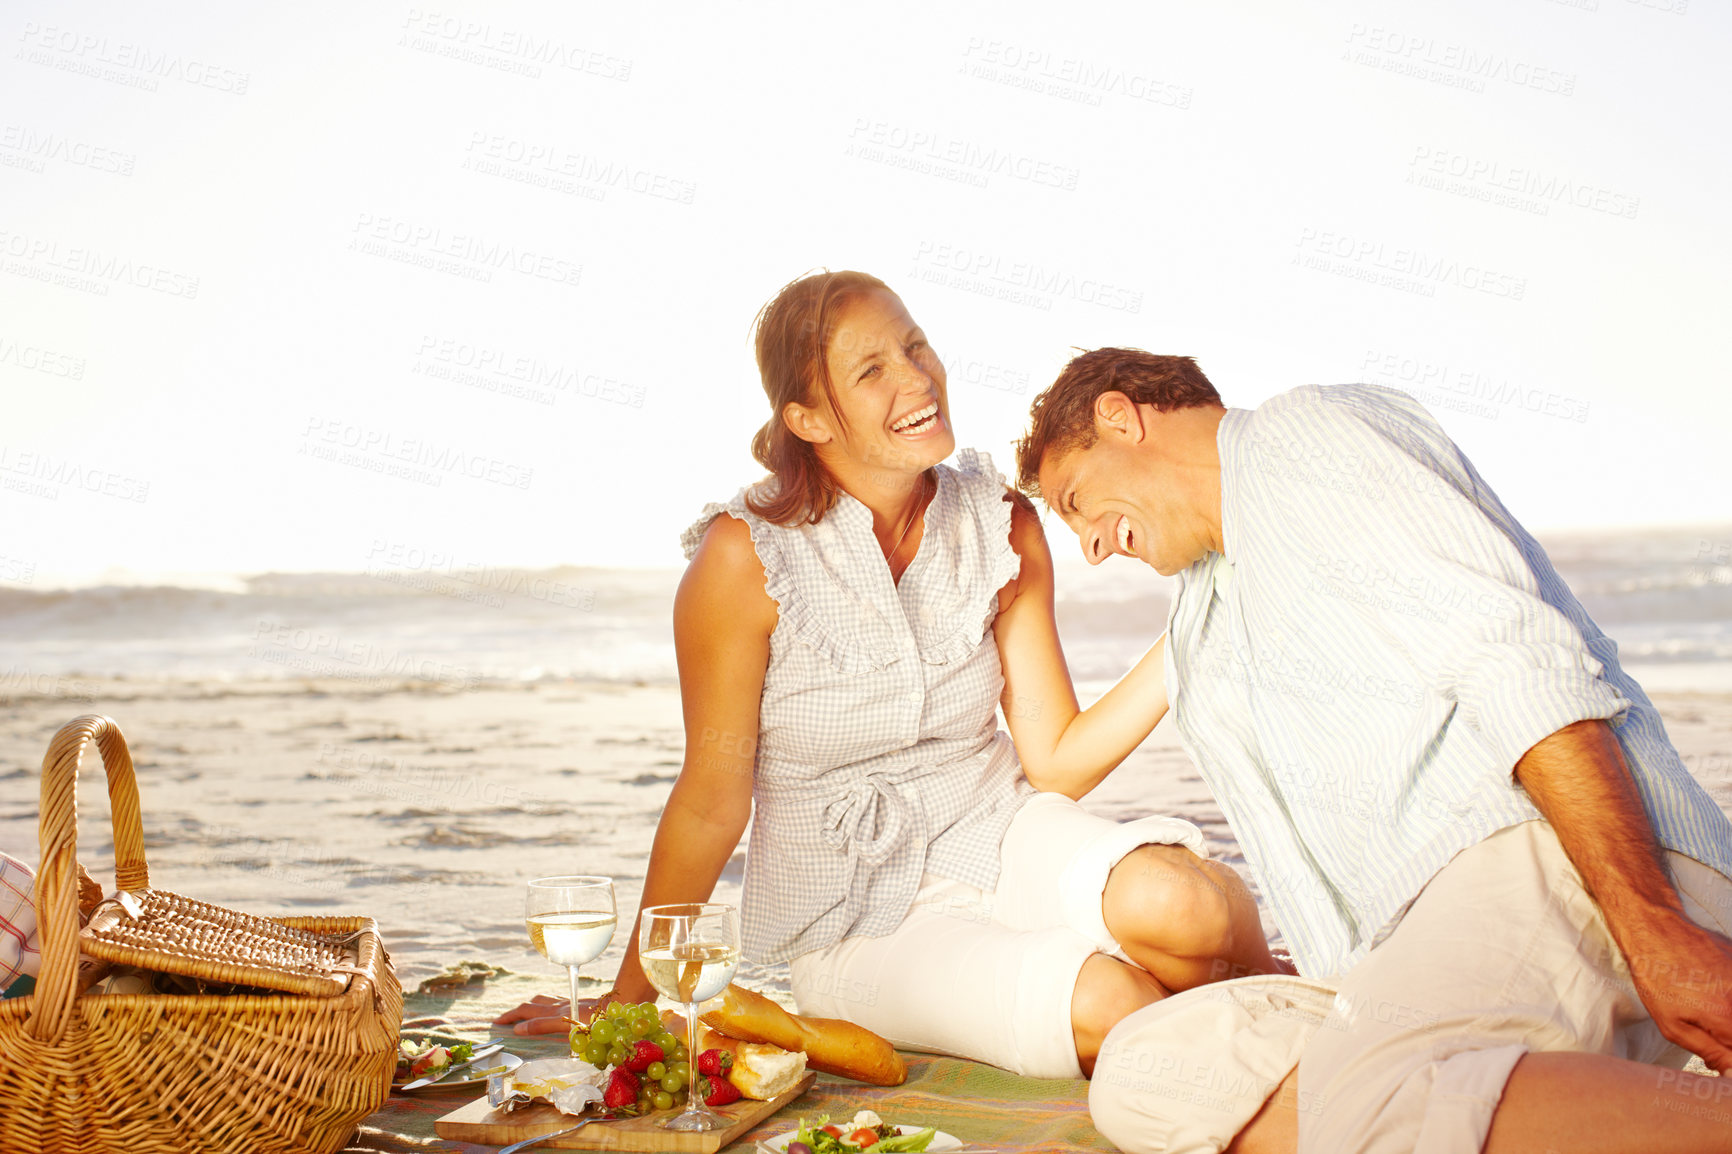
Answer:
[{"xmin": 1164, "ymin": 384, "xmax": 1732, "ymax": 978}]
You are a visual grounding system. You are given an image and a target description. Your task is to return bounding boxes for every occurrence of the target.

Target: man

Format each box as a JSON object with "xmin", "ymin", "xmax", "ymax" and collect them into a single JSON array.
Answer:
[{"xmin": 1016, "ymin": 348, "xmax": 1732, "ymax": 1154}]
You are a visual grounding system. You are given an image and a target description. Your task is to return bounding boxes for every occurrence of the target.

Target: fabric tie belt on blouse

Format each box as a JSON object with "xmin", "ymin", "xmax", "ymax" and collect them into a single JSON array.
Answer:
[
  {"xmin": 821, "ymin": 775, "xmax": 914, "ymax": 866},
  {"xmin": 819, "ymin": 775, "xmax": 918, "ymax": 934}
]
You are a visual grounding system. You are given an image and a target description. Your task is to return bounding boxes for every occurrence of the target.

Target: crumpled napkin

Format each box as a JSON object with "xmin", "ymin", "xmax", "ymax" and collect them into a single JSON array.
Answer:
[{"xmin": 511, "ymin": 1058, "xmax": 607, "ymax": 1116}]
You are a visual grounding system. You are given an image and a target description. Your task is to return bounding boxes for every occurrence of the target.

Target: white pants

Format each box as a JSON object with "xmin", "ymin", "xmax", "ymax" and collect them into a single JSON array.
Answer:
[{"xmin": 789, "ymin": 792, "xmax": 1208, "ymax": 1079}]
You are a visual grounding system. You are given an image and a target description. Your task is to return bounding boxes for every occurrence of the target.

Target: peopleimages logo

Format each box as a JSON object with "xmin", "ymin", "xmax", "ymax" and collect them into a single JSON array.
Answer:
[
  {"xmin": 299, "ymin": 417, "xmax": 535, "ymax": 490},
  {"xmin": 958, "ymin": 39, "xmax": 1194, "ymax": 110},
  {"xmin": 413, "ymin": 335, "xmax": 647, "ymax": 409},
  {"xmin": 0, "ymin": 125, "xmax": 136, "ymax": 175},
  {"xmin": 1343, "ymin": 24, "xmax": 1576, "ymax": 96},
  {"xmin": 398, "ymin": 9, "xmax": 632, "ymax": 81},
  {"xmin": 910, "ymin": 240, "xmax": 1143, "ymax": 313},
  {"xmin": 1293, "ymin": 228, "xmax": 1526, "ymax": 301},
  {"xmin": 16, "ymin": 22, "xmax": 251, "ymax": 94},
  {"xmin": 0, "ymin": 334, "xmax": 85, "ymax": 380},
  {"xmin": 1361, "ymin": 348, "xmax": 1590, "ymax": 424},
  {"xmin": 846, "ymin": 119, "xmax": 1081, "ymax": 191},
  {"xmin": 0, "ymin": 228, "xmax": 200, "ymax": 299},
  {"xmin": 1407, "ymin": 147, "xmax": 1639, "ymax": 220},
  {"xmin": 0, "ymin": 445, "xmax": 149, "ymax": 502},
  {"xmin": 348, "ymin": 213, "xmax": 582, "ymax": 289},
  {"xmin": 462, "ymin": 132, "xmax": 695, "ymax": 205}
]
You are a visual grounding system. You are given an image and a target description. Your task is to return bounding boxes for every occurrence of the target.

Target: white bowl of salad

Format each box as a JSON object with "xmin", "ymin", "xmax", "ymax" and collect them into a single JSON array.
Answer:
[{"xmin": 768, "ymin": 1111, "xmax": 958, "ymax": 1152}]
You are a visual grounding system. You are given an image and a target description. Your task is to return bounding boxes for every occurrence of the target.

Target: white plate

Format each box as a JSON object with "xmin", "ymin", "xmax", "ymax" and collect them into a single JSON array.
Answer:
[
  {"xmin": 762, "ymin": 1124, "xmax": 962, "ymax": 1151},
  {"xmin": 394, "ymin": 1050, "xmax": 521, "ymax": 1093}
]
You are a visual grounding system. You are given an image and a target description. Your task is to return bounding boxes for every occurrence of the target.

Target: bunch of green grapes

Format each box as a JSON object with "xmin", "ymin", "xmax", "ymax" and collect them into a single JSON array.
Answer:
[{"xmin": 572, "ymin": 1001, "xmax": 693, "ymax": 1113}]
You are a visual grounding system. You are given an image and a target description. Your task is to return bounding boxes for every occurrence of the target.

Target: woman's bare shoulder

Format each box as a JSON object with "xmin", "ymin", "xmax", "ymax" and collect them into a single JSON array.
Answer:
[{"xmin": 679, "ymin": 513, "xmax": 778, "ymax": 631}]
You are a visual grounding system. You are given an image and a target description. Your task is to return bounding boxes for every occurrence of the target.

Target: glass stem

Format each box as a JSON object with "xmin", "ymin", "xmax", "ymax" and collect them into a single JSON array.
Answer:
[
  {"xmin": 568, "ymin": 964, "xmax": 582, "ymax": 1028},
  {"xmin": 685, "ymin": 1000, "xmax": 704, "ymax": 1111}
]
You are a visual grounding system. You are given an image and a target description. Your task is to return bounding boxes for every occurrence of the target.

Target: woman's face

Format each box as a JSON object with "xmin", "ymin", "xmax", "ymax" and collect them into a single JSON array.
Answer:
[{"xmin": 807, "ymin": 289, "xmax": 955, "ymax": 479}]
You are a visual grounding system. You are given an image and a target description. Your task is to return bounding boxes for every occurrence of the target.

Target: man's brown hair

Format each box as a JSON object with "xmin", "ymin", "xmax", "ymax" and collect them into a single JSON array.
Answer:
[{"xmin": 1014, "ymin": 349, "xmax": 1222, "ymax": 497}]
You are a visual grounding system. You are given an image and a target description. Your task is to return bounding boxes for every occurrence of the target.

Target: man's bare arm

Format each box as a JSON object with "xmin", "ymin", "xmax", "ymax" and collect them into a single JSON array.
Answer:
[{"xmin": 1515, "ymin": 718, "xmax": 1732, "ymax": 1071}]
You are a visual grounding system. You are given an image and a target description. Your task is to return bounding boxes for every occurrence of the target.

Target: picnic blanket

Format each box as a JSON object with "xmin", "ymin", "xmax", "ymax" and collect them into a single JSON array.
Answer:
[{"xmin": 344, "ymin": 968, "xmax": 1116, "ymax": 1153}]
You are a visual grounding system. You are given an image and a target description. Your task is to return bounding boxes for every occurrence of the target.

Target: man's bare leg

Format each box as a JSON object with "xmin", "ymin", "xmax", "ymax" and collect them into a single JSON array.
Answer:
[
  {"xmin": 1487, "ymin": 1053, "xmax": 1732, "ymax": 1153},
  {"xmin": 1225, "ymin": 1073, "xmax": 1298, "ymax": 1154},
  {"xmin": 1226, "ymin": 1057, "xmax": 1732, "ymax": 1154}
]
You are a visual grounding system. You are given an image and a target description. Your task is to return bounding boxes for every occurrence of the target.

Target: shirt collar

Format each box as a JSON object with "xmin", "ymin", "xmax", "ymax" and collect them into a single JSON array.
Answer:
[{"xmin": 1216, "ymin": 408, "xmax": 1250, "ymax": 568}]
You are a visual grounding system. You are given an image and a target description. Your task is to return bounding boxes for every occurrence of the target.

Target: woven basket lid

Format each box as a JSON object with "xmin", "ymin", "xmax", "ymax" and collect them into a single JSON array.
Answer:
[{"xmin": 81, "ymin": 887, "xmax": 360, "ymax": 997}]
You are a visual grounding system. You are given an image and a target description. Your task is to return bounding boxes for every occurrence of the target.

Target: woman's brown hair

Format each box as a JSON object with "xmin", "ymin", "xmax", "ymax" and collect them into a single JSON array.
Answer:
[{"xmin": 746, "ymin": 269, "xmax": 892, "ymax": 525}]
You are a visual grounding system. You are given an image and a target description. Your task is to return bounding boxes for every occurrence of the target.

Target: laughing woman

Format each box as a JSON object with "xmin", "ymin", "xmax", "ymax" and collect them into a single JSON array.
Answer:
[{"xmin": 500, "ymin": 270, "xmax": 1282, "ymax": 1078}]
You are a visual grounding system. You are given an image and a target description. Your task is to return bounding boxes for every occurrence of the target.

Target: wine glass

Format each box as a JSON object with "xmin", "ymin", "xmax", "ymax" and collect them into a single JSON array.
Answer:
[
  {"xmin": 638, "ymin": 903, "xmax": 741, "ymax": 1131},
  {"xmin": 525, "ymin": 876, "xmax": 617, "ymax": 1032}
]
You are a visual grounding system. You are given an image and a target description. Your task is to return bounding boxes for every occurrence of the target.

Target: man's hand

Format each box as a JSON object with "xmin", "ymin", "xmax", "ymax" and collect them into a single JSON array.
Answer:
[
  {"xmin": 1514, "ymin": 719, "xmax": 1732, "ymax": 1071},
  {"xmin": 491, "ymin": 990, "xmax": 624, "ymax": 1036},
  {"xmin": 1623, "ymin": 916, "xmax": 1732, "ymax": 1074}
]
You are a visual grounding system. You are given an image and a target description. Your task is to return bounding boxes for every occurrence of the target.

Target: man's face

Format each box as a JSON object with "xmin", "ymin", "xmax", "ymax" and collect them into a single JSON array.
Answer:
[{"xmin": 1038, "ymin": 434, "xmax": 1206, "ymax": 576}]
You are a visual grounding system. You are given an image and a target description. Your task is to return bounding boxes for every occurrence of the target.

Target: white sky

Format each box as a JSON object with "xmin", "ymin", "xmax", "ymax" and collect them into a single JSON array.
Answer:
[{"xmin": 4, "ymin": 0, "xmax": 1728, "ymax": 586}]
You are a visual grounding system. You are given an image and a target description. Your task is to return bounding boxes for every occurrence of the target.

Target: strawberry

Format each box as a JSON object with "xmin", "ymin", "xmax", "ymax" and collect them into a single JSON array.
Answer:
[
  {"xmin": 624, "ymin": 1040, "xmax": 664, "ymax": 1073},
  {"xmin": 695, "ymin": 1048, "xmax": 733, "ymax": 1077},
  {"xmin": 604, "ymin": 1067, "xmax": 640, "ymax": 1110},
  {"xmin": 701, "ymin": 1074, "xmax": 741, "ymax": 1107}
]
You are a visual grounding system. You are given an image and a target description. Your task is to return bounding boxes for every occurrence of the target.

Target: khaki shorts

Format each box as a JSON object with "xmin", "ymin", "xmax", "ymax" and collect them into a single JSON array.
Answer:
[
  {"xmin": 789, "ymin": 792, "xmax": 1208, "ymax": 1079},
  {"xmin": 1091, "ymin": 820, "xmax": 1732, "ymax": 1154},
  {"xmin": 1091, "ymin": 974, "xmax": 1338, "ymax": 1153}
]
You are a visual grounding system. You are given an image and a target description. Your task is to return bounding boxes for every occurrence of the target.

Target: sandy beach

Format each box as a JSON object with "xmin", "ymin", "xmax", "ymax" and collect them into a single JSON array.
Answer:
[{"xmin": 3, "ymin": 674, "xmax": 1729, "ymax": 997}]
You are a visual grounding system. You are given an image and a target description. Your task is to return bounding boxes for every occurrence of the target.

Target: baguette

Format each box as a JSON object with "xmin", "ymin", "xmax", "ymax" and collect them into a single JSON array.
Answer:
[{"xmin": 699, "ymin": 983, "xmax": 906, "ymax": 1086}]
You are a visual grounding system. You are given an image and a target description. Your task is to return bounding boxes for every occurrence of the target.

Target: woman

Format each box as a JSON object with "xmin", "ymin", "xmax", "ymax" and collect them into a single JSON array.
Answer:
[{"xmin": 500, "ymin": 270, "xmax": 1282, "ymax": 1078}]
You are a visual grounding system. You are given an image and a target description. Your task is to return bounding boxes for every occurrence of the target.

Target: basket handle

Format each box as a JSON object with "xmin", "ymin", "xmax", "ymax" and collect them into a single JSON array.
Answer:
[{"xmin": 27, "ymin": 714, "xmax": 151, "ymax": 1042}]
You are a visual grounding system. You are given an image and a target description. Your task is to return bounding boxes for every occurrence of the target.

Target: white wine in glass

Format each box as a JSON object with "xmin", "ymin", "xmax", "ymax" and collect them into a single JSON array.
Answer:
[
  {"xmin": 525, "ymin": 876, "xmax": 617, "ymax": 1029},
  {"xmin": 639, "ymin": 903, "xmax": 740, "ymax": 1131}
]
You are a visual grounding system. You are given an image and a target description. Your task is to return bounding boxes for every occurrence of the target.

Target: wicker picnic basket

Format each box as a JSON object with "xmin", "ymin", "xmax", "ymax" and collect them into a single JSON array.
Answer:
[{"xmin": 0, "ymin": 715, "xmax": 403, "ymax": 1153}]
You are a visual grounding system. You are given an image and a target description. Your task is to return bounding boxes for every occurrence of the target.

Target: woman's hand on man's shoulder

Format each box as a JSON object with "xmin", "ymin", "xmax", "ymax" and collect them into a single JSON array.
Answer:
[{"xmin": 999, "ymin": 487, "xmax": 1054, "ymax": 610}]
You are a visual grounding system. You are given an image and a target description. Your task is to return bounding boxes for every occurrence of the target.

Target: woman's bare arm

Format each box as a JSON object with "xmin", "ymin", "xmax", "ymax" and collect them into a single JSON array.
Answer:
[
  {"xmin": 497, "ymin": 514, "xmax": 773, "ymax": 1030},
  {"xmin": 993, "ymin": 498, "xmax": 1170, "ymax": 799}
]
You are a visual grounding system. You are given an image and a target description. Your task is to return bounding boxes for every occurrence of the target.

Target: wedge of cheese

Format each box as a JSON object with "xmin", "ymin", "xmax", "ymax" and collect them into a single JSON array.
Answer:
[
  {"xmin": 728, "ymin": 1040, "xmax": 808, "ymax": 1100},
  {"xmin": 661, "ymin": 1008, "xmax": 808, "ymax": 1100}
]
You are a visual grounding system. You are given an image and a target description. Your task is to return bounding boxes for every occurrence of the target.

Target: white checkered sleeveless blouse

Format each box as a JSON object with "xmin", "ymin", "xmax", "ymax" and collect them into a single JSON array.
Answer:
[{"xmin": 681, "ymin": 449, "xmax": 1035, "ymax": 964}]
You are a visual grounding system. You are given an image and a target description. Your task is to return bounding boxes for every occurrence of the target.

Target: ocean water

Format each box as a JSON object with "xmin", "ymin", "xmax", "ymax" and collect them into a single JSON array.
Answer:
[
  {"xmin": 2, "ymin": 524, "xmax": 1730, "ymax": 693},
  {"xmin": 1, "ymin": 524, "xmax": 1727, "ymax": 986}
]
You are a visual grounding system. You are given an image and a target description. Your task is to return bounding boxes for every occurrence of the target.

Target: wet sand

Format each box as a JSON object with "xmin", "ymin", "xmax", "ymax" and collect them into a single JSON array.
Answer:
[{"xmin": 2, "ymin": 677, "xmax": 1729, "ymax": 995}]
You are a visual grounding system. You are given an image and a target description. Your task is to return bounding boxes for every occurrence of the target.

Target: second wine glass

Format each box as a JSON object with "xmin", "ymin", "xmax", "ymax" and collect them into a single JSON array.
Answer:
[{"xmin": 638, "ymin": 903, "xmax": 740, "ymax": 1131}]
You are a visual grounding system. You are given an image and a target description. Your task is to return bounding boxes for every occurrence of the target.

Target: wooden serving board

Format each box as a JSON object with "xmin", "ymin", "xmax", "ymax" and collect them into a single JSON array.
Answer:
[{"xmin": 434, "ymin": 1071, "xmax": 817, "ymax": 1151}]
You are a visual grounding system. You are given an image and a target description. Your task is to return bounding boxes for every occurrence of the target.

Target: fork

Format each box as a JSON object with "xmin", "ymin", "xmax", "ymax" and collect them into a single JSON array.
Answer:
[
  {"xmin": 748, "ymin": 1136, "xmax": 1004, "ymax": 1143},
  {"xmin": 498, "ymin": 1112, "xmax": 616, "ymax": 1154}
]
